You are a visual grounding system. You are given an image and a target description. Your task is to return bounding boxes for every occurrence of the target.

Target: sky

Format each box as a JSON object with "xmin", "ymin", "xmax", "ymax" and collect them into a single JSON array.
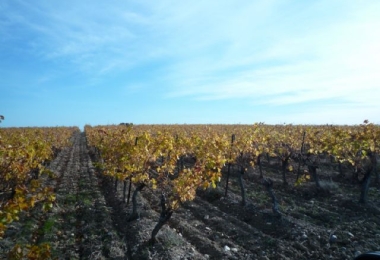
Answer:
[{"xmin": 1, "ymin": 0, "xmax": 380, "ymax": 129}]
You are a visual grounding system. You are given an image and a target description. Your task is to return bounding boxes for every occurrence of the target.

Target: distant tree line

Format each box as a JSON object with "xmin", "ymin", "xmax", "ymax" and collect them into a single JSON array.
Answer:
[{"xmin": 119, "ymin": 122, "xmax": 133, "ymax": 126}]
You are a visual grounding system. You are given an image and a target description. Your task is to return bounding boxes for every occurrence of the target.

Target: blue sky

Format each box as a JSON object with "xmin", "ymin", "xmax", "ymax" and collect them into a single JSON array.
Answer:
[{"xmin": 1, "ymin": 0, "xmax": 379, "ymax": 128}]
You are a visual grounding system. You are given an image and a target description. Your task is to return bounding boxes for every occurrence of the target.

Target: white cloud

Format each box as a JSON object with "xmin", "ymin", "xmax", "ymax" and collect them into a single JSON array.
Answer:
[{"xmin": 161, "ymin": 1, "xmax": 380, "ymax": 113}]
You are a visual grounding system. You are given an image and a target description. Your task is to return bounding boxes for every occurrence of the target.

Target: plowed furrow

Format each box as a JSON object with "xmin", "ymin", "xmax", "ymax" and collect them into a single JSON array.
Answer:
[{"xmin": 45, "ymin": 133, "xmax": 126, "ymax": 259}]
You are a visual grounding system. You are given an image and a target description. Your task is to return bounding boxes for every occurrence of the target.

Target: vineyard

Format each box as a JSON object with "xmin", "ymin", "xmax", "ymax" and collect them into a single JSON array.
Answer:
[{"xmin": 0, "ymin": 122, "xmax": 379, "ymax": 259}]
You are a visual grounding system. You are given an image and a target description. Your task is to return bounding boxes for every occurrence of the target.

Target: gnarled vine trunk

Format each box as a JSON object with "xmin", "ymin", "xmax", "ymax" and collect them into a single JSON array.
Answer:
[
  {"xmin": 262, "ymin": 178, "xmax": 281, "ymax": 217},
  {"xmin": 128, "ymin": 183, "xmax": 146, "ymax": 221},
  {"xmin": 359, "ymin": 152, "xmax": 377, "ymax": 204},
  {"xmin": 308, "ymin": 165, "xmax": 321, "ymax": 189},
  {"xmin": 150, "ymin": 194, "xmax": 173, "ymax": 244},
  {"xmin": 238, "ymin": 166, "xmax": 246, "ymax": 206}
]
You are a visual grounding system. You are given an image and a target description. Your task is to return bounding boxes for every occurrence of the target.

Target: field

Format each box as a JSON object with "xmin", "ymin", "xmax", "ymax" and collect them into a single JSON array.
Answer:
[{"xmin": 1, "ymin": 125, "xmax": 379, "ymax": 259}]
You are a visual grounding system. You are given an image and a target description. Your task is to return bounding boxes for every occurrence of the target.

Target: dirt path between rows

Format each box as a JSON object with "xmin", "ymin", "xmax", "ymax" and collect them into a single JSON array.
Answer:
[{"xmin": 44, "ymin": 132, "xmax": 126, "ymax": 259}]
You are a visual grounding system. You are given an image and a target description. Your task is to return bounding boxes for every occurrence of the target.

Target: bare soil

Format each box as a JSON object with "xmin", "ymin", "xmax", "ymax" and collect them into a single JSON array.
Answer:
[{"xmin": 2, "ymin": 132, "xmax": 379, "ymax": 259}]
